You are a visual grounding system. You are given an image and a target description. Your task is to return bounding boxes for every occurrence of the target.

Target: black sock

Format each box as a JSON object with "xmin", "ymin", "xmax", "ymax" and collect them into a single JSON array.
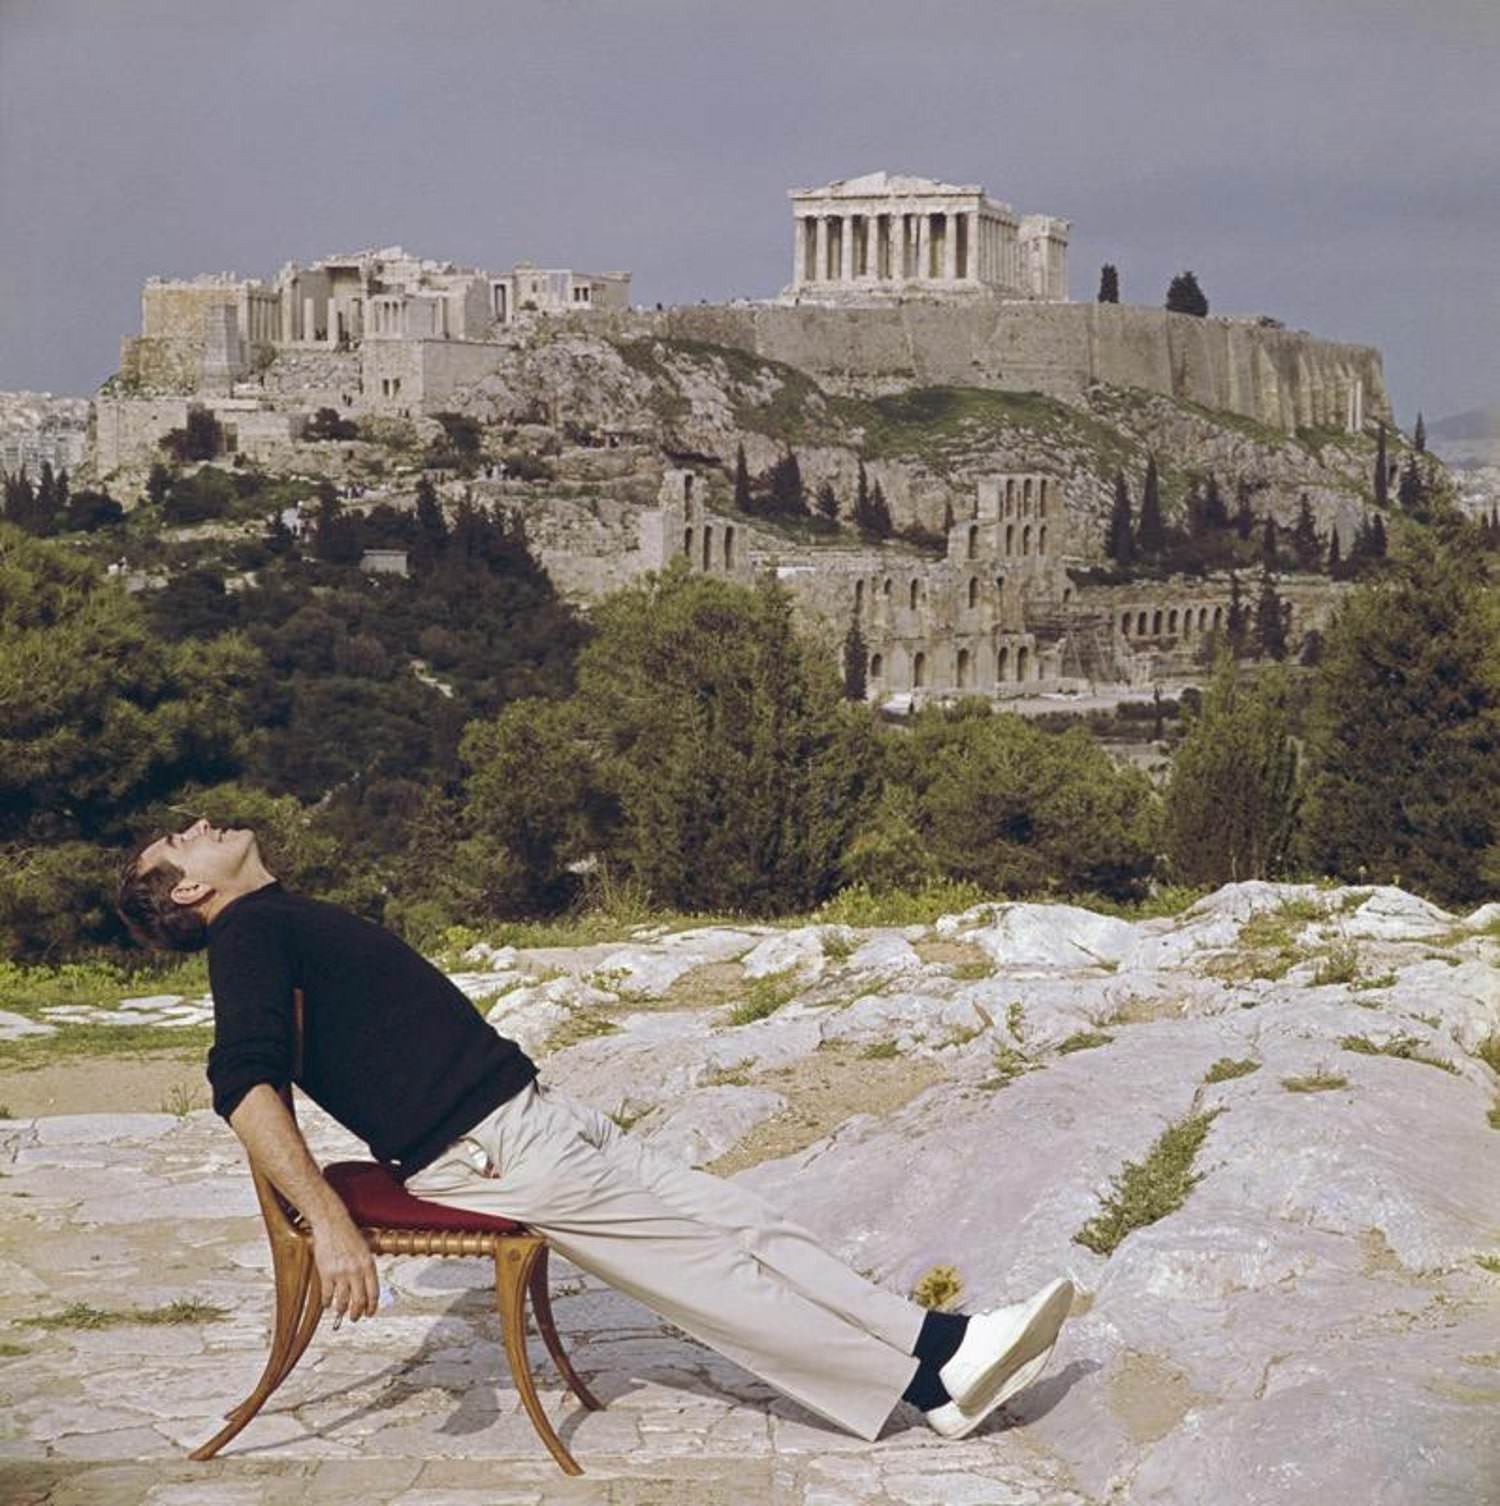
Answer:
[{"xmin": 900, "ymin": 1310, "xmax": 970, "ymax": 1411}]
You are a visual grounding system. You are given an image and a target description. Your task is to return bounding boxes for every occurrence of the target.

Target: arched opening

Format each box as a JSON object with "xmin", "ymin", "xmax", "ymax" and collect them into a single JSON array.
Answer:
[
  {"xmin": 1137, "ymin": 610, "xmax": 1149, "ymax": 634},
  {"xmin": 1182, "ymin": 608, "xmax": 1192, "ymax": 638},
  {"xmin": 1062, "ymin": 586, "xmax": 1072, "ymax": 604},
  {"xmin": 1152, "ymin": 609, "xmax": 1163, "ymax": 635},
  {"xmin": 883, "ymin": 576, "xmax": 893, "ymax": 598},
  {"xmin": 1039, "ymin": 479, "xmax": 1048, "ymax": 516},
  {"xmin": 1022, "ymin": 525, "xmax": 1032, "ymax": 555},
  {"xmin": 1005, "ymin": 479, "xmax": 1016, "ymax": 515},
  {"xmin": 869, "ymin": 652, "xmax": 883, "ymax": 681},
  {"xmin": 724, "ymin": 526, "xmax": 735, "ymax": 568},
  {"xmin": 1212, "ymin": 605, "xmax": 1224, "ymax": 629},
  {"xmin": 1198, "ymin": 606, "xmax": 1209, "ymax": 630},
  {"xmin": 1038, "ymin": 525, "xmax": 1047, "ymax": 554},
  {"xmin": 998, "ymin": 644, "xmax": 1010, "ymax": 680},
  {"xmin": 1120, "ymin": 612, "xmax": 1131, "ymax": 635},
  {"xmin": 912, "ymin": 651, "xmax": 926, "ymax": 689},
  {"xmin": 1023, "ymin": 478, "xmax": 1033, "ymax": 516},
  {"xmin": 909, "ymin": 579, "xmax": 920, "ymax": 610},
  {"xmin": 854, "ymin": 578, "xmax": 864, "ymax": 613},
  {"xmin": 1167, "ymin": 608, "xmax": 1178, "ymax": 633},
  {"xmin": 957, "ymin": 647, "xmax": 971, "ymax": 688},
  {"xmin": 683, "ymin": 526, "xmax": 693, "ymax": 557},
  {"xmin": 1005, "ymin": 524, "xmax": 1015, "ymax": 554},
  {"xmin": 702, "ymin": 525, "xmax": 713, "ymax": 570},
  {"xmin": 968, "ymin": 576, "xmax": 979, "ymax": 608},
  {"xmin": 967, "ymin": 524, "xmax": 979, "ymax": 560},
  {"xmin": 683, "ymin": 475, "xmax": 694, "ymax": 503},
  {"xmin": 1017, "ymin": 644, "xmax": 1031, "ymax": 680}
]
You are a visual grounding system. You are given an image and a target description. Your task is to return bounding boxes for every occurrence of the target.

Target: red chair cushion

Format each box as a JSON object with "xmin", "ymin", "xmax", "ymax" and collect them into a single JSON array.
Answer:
[{"xmin": 323, "ymin": 1160, "xmax": 526, "ymax": 1235}]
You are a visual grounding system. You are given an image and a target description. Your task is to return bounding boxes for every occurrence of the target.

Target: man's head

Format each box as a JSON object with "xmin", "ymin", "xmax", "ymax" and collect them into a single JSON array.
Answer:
[{"xmin": 116, "ymin": 820, "xmax": 271, "ymax": 951}]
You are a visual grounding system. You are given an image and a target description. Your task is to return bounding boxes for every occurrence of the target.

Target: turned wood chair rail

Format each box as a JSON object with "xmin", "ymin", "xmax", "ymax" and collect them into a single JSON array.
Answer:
[{"xmin": 190, "ymin": 988, "xmax": 602, "ymax": 1473}]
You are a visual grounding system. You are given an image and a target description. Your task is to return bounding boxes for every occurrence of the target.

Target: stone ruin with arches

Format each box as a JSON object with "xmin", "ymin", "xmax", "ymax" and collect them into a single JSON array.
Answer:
[{"xmin": 638, "ymin": 466, "xmax": 1331, "ymax": 706}]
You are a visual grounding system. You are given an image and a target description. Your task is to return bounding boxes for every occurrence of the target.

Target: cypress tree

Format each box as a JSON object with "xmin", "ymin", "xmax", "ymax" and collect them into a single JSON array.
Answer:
[
  {"xmin": 1327, "ymin": 525, "xmax": 1343, "ymax": 579},
  {"xmin": 733, "ymin": 444, "xmax": 753, "ymax": 513},
  {"xmin": 1261, "ymin": 516, "xmax": 1279, "ymax": 570},
  {"xmin": 1137, "ymin": 456, "xmax": 1166, "ymax": 556},
  {"xmin": 815, "ymin": 480, "xmax": 839, "ymax": 523},
  {"xmin": 1397, "ymin": 455, "xmax": 1425, "ymax": 515},
  {"xmin": 1370, "ymin": 513, "xmax": 1388, "ymax": 559},
  {"xmin": 1165, "ymin": 655, "xmax": 1299, "ymax": 884},
  {"xmin": 1165, "ymin": 271, "xmax": 1209, "ymax": 316},
  {"xmin": 768, "ymin": 451, "xmax": 806, "ymax": 516},
  {"xmin": 1374, "ymin": 422, "xmax": 1389, "ymax": 508},
  {"xmin": 414, "ymin": 474, "xmax": 448, "ymax": 564},
  {"xmin": 1413, "ymin": 411, "xmax": 1426, "ymax": 453},
  {"xmin": 1234, "ymin": 479, "xmax": 1255, "ymax": 540},
  {"xmin": 146, "ymin": 462, "xmax": 172, "ymax": 508},
  {"xmin": 1097, "ymin": 264, "xmax": 1120, "ymax": 303},
  {"xmin": 1202, "ymin": 473, "xmax": 1229, "ymax": 532},
  {"xmin": 868, "ymin": 480, "xmax": 893, "ymax": 539},
  {"xmin": 1291, "ymin": 493, "xmax": 1322, "ymax": 572},
  {"xmin": 842, "ymin": 614, "xmax": 868, "ymax": 700},
  {"xmin": 1226, "ymin": 571, "xmax": 1249, "ymax": 657},
  {"xmin": 1106, "ymin": 471, "xmax": 1135, "ymax": 564},
  {"xmin": 1254, "ymin": 567, "xmax": 1288, "ymax": 660}
]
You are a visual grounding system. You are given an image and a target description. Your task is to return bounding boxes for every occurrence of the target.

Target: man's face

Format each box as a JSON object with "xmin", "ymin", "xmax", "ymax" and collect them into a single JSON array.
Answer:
[{"xmin": 139, "ymin": 819, "xmax": 261, "ymax": 905}]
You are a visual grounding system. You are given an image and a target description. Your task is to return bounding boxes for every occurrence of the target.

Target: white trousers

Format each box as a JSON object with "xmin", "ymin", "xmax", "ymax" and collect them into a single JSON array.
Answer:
[{"xmin": 404, "ymin": 1080, "xmax": 923, "ymax": 1439}]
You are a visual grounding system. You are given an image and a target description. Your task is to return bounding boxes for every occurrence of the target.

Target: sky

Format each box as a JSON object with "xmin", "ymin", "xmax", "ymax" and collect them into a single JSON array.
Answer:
[{"xmin": 1, "ymin": 0, "xmax": 1495, "ymax": 424}]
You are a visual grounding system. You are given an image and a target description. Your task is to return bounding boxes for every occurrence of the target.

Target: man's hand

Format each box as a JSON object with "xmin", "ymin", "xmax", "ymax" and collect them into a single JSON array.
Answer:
[
  {"xmin": 309, "ymin": 1209, "xmax": 380, "ymax": 1323},
  {"xmin": 228, "ymin": 1083, "xmax": 383, "ymax": 1323}
]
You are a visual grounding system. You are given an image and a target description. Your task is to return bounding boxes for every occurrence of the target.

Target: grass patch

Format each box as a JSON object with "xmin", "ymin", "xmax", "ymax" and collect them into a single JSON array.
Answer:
[
  {"xmin": 1351, "ymin": 970, "xmax": 1398, "ymax": 992},
  {"xmin": 1340, "ymin": 1034, "xmax": 1458, "ymax": 1074},
  {"xmin": 0, "ymin": 956, "xmax": 208, "ymax": 1014},
  {"xmin": 1058, "ymin": 1030, "xmax": 1114, "ymax": 1055},
  {"xmin": 819, "ymin": 931, "xmax": 857, "ymax": 965},
  {"xmin": 0, "ymin": 1341, "xmax": 29, "ymax": 1357},
  {"xmin": 540, "ymin": 1008, "xmax": 621, "ymax": 1055},
  {"xmin": 726, "ymin": 969, "xmax": 801, "ymax": 1026},
  {"xmin": 1473, "ymin": 1034, "xmax": 1500, "ymax": 1076},
  {"xmin": 979, "ymin": 1041, "xmax": 1038, "ymax": 1090},
  {"xmin": 1204, "ymin": 1057, "xmax": 1260, "ymax": 1084},
  {"xmin": 702, "ymin": 1063, "xmax": 754, "ymax": 1087},
  {"xmin": 0, "ymin": 1022, "xmax": 214, "ymax": 1069},
  {"xmin": 1488, "ymin": 1102, "xmax": 1500, "ymax": 1131},
  {"xmin": 1069, "ymin": 885, "xmax": 1207, "ymax": 921},
  {"xmin": 949, "ymin": 959, "xmax": 996, "ymax": 981},
  {"xmin": 606, "ymin": 1100, "xmax": 652, "ymax": 1133},
  {"xmin": 160, "ymin": 1083, "xmax": 207, "ymax": 1117},
  {"xmin": 811, "ymin": 880, "xmax": 987, "ymax": 929},
  {"xmin": 26, "ymin": 1299, "xmax": 228, "ymax": 1331},
  {"xmin": 861, "ymin": 1040, "xmax": 900, "ymax": 1060},
  {"xmin": 1475, "ymin": 1254, "xmax": 1500, "ymax": 1275},
  {"xmin": 1073, "ymin": 1108, "xmax": 1222, "ymax": 1256},
  {"xmin": 1006, "ymin": 1001, "xmax": 1027, "ymax": 1041},
  {"xmin": 1311, "ymin": 940, "xmax": 1362, "ymax": 986},
  {"xmin": 909, "ymin": 1263, "xmax": 964, "ymax": 1310},
  {"xmin": 1282, "ymin": 1068, "xmax": 1349, "ymax": 1093}
]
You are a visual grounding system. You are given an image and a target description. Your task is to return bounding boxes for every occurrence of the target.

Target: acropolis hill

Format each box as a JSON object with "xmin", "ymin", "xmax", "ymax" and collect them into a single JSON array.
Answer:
[{"xmin": 87, "ymin": 171, "xmax": 1404, "ymax": 701}]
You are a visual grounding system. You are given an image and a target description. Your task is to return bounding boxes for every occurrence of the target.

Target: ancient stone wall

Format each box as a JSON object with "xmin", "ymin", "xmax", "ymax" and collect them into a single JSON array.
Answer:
[
  {"xmin": 92, "ymin": 397, "xmax": 191, "ymax": 475},
  {"xmin": 568, "ymin": 302, "xmax": 1389, "ymax": 433}
]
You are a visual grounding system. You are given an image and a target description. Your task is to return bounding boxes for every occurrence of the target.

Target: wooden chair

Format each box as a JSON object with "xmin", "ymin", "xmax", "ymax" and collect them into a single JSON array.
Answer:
[{"xmin": 191, "ymin": 989, "xmax": 602, "ymax": 1473}]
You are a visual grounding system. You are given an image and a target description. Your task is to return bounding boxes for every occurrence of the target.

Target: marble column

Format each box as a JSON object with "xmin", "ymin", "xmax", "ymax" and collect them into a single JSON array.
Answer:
[
  {"xmin": 814, "ymin": 217, "xmax": 828, "ymax": 283},
  {"xmin": 794, "ymin": 216, "xmax": 808, "ymax": 285},
  {"xmin": 916, "ymin": 214, "xmax": 930, "ymax": 280},
  {"xmin": 841, "ymin": 214, "xmax": 855, "ymax": 283},
  {"xmin": 943, "ymin": 209, "xmax": 958, "ymax": 281}
]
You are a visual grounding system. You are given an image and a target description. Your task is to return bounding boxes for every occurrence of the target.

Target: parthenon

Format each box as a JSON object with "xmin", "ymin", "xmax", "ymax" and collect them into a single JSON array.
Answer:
[{"xmin": 784, "ymin": 171, "xmax": 1070, "ymax": 302}]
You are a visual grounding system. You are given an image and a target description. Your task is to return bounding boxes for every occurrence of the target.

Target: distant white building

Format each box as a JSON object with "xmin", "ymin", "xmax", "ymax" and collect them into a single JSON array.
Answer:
[{"xmin": 495, "ymin": 261, "xmax": 632, "ymax": 323}]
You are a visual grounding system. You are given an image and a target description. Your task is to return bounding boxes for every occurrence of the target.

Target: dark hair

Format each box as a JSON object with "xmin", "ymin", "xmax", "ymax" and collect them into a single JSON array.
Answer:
[{"xmin": 115, "ymin": 840, "xmax": 211, "ymax": 953}]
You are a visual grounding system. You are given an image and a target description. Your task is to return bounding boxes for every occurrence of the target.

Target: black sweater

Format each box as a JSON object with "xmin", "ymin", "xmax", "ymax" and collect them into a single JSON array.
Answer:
[{"xmin": 206, "ymin": 883, "xmax": 537, "ymax": 1176}]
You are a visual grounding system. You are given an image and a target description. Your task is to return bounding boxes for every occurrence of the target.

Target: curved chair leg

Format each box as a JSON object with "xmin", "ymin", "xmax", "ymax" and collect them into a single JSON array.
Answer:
[
  {"xmin": 191, "ymin": 1247, "xmax": 323, "ymax": 1460},
  {"xmin": 528, "ymin": 1243, "xmax": 604, "ymax": 1412},
  {"xmin": 496, "ymin": 1239, "xmax": 583, "ymax": 1476},
  {"xmin": 222, "ymin": 1228, "xmax": 313, "ymax": 1422}
]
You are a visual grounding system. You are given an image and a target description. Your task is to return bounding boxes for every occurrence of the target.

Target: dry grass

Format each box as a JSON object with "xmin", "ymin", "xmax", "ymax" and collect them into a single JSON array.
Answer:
[
  {"xmin": 1282, "ymin": 1068, "xmax": 1350, "ymax": 1093},
  {"xmin": 25, "ymin": 1299, "xmax": 227, "ymax": 1331},
  {"xmin": 1203, "ymin": 1057, "xmax": 1260, "ymax": 1084},
  {"xmin": 1340, "ymin": 1034, "xmax": 1457, "ymax": 1074},
  {"xmin": 910, "ymin": 1264, "xmax": 964, "ymax": 1310}
]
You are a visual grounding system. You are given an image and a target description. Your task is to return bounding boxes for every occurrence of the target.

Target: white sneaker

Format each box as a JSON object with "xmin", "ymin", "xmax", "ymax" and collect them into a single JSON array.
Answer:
[{"xmin": 928, "ymin": 1276, "xmax": 1074, "ymax": 1435}]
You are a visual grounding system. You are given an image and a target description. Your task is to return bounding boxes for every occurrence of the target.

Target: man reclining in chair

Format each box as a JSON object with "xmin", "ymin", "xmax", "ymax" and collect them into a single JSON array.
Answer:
[{"xmin": 117, "ymin": 818, "xmax": 1074, "ymax": 1442}]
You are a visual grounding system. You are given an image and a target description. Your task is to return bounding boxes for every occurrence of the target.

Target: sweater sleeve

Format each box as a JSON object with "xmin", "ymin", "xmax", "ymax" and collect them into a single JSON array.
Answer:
[{"xmin": 206, "ymin": 908, "xmax": 296, "ymax": 1122}]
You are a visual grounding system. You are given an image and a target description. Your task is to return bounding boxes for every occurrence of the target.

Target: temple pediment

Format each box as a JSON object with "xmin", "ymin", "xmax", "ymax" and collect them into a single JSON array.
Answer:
[{"xmin": 791, "ymin": 171, "xmax": 983, "ymax": 199}]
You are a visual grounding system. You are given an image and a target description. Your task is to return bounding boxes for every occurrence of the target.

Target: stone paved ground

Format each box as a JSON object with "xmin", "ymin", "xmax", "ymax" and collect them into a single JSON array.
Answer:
[{"xmin": 4, "ymin": 883, "xmax": 1500, "ymax": 1504}]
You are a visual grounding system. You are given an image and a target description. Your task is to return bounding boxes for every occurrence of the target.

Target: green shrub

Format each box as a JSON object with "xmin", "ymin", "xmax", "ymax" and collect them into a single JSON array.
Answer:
[
  {"xmin": 727, "ymin": 968, "xmax": 801, "ymax": 1026},
  {"xmin": 1074, "ymin": 1109, "xmax": 1222, "ymax": 1255}
]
